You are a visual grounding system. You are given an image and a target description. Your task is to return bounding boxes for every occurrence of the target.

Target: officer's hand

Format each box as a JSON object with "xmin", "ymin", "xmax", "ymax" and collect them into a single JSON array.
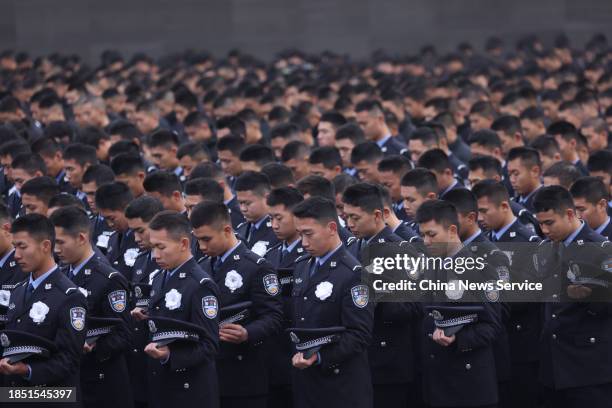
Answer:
[
  {"xmin": 219, "ymin": 323, "xmax": 248, "ymax": 344},
  {"xmin": 432, "ymin": 328, "xmax": 456, "ymax": 346},
  {"xmin": 292, "ymin": 352, "xmax": 318, "ymax": 369},
  {"xmin": 83, "ymin": 342, "xmax": 96, "ymax": 353},
  {"xmin": 144, "ymin": 343, "xmax": 170, "ymax": 360},
  {"xmin": 131, "ymin": 307, "xmax": 148, "ymax": 321},
  {"xmin": 567, "ymin": 284, "xmax": 592, "ymax": 299},
  {"xmin": 0, "ymin": 358, "xmax": 28, "ymax": 376}
]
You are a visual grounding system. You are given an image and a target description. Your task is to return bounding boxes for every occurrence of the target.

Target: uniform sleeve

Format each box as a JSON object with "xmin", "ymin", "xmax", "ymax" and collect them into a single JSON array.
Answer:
[
  {"xmin": 94, "ymin": 274, "xmax": 133, "ymax": 362},
  {"xmin": 169, "ymin": 281, "xmax": 220, "ymax": 371},
  {"xmin": 243, "ymin": 262, "xmax": 283, "ymax": 345},
  {"xmin": 319, "ymin": 270, "xmax": 374, "ymax": 369},
  {"xmin": 455, "ymin": 302, "xmax": 502, "ymax": 352},
  {"xmin": 28, "ymin": 292, "xmax": 87, "ymax": 385}
]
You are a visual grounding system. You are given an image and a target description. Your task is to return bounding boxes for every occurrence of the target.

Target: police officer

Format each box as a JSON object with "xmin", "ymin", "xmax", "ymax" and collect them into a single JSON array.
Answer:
[
  {"xmin": 50, "ymin": 206, "xmax": 134, "ymax": 408},
  {"xmin": 144, "ymin": 211, "xmax": 220, "ymax": 408},
  {"xmin": 0, "ymin": 213, "xmax": 88, "ymax": 407},
  {"xmin": 416, "ymin": 200, "xmax": 502, "ymax": 408},
  {"xmin": 235, "ymin": 172, "xmax": 279, "ymax": 256},
  {"xmin": 342, "ymin": 183, "xmax": 421, "ymax": 408},
  {"xmin": 0, "ymin": 203, "xmax": 22, "ymax": 327},
  {"xmin": 533, "ymin": 186, "xmax": 612, "ymax": 408},
  {"xmin": 264, "ymin": 187, "xmax": 305, "ymax": 408},
  {"xmin": 95, "ymin": 182, "xmax": 140, "ymax": 277},
  {"xmin": 473, "ymin": 180, "xmax": 542, "ymax": 408},
  {"xmin": 191, "ymin": 201, "xmax": 282, "ymax": 408},
  {"xmin": 290, "ymin": 196, "xmax": 374, "ymax": 408},
  {"xmin": 125, "ymin": 195, "xmax": 165, "ymax": 408}
]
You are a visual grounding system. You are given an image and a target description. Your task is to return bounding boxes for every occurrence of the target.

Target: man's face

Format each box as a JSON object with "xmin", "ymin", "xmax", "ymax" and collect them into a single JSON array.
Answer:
[
  {"xmin": 149, "ymin": 228, "xmax": 188, "ymax": 270},
  {"xmin": 271, "ymin": 138, "xmax": 288, "ymax": 160},
  {"xmin": 295, "ymin": 217, "xmax": 335, "ymax": 258},
  {"xmin": 54, "ymin": 227, "xmax": 87, "ymax": 265},
  {"xmin": 343, "ymin": 204, "xmax": 379, "ymax": 239},
  {"xmin": 354, "ymin": 160, "xmax": 380, "ymax": 183},
  {"xmin": 73, "ymin": 103, "xmax": 95, "ymax": 128},
  {"xmin": 418, "ymin": 220, "xmax": 453, "ymax": 257},
  {"xmin": 0, "ymin": 223, "xmax": 11, "ymax": 255},
  {"xmin": 378, "ymin": 171, "xmax": 401, "ymax": 201},
  {"xmin": 476, "ymin": 197, "xmax": 505, "ymax": 231},
  {"xmin": 149, "ymin": 146, "xmax": 178, "ymax": 171},
  {"xmin": 309, "ymin": 163, "xmax": 338, "ymax": 181},
  {"xmin": 317, "ymin": 122, "xmax": 336, "ymax": 147},
  {"xmin": 269, "ymin": 204, "xmax": 298, "ymax": 241},
  {"xmin": 174, "ymin": 105, "xmax": 190, "ymax": 123},
  {"xmin": 236, "ymin": 190, "xmax": 268, "ymax": 222},
  {"xmin": 573, "ymin": 197, "xmax": 603, "ymax": 230},
  {"xmin": 507, "ymin": 158, "xmax": 538, "ymax": 195},
  {"xmin": 135, "ymin": 111, "xmax": 159, "ymax": 134},
  {"xmin": 284, "ymin": 158, "xmax": 309, "ymax": 181},
  {"xmin": 186, "ymin": 123, "xmax": 212, "ymax": 143},
  {"xmin": 64, "ymin": 159, "xmax": 86, "ymax": 189},
  {"xmin": 81, "ymin": 181, "xmax": 98, "ymax": 213},
  {"xmin": 581, "ymin": 126, "xmax": 608, "ymax": 152},
  {"xmin": 336, "ymin": 139, "xmax": 355, "ymax": 168},
  {"xmin": 21, "ymin": 194, "xmax": 48, "ymax": 216},
  {"xmin": 184, "ymin": 194, "xmax": 203, "ymax": 216},
  {"xmin": 127, "ymin": 217, "xmax": 152, "ymax": 250},
  {"xmin": 115, "ymin": 172, "xmax": 144, "ymax": 198},
  {"xmin": 467, "ymin": 169, "xmax": 500, "ymax": 189},
  {"xmin": 13, "ymin": 231, "xmax": 48, "ymax": 273},
  {"xmin": 536, "ymin": 209, "xmax": 574, "ymax": 242},
  {"xmin": 401, "ymin": 185, "xmax": 427, "ymax": 218},
  {"xmin": 145, "ymin": 191, "xmax": 177, "ymax": 212},
  {"xmin": 0, "ymin": 155, "xmax": 13, "ymax": 180},
  {"xmin": 469, "ymin": 113, "xmax": 492, "ymax": 132},
  {"xmin": 218, "ymin": 150, "xmax": 242, "ymax": 177},
  {"xmin": 99, "ymin": 208, "xmax": 129, "ymax": 232},
  {"xmin": 590, "ymin": 171, "xmax": 611, "ymax": 192},
  {"xmin": 356, "ymin": 111, "xmax": 381, "ymax": 141},
  {"xmin": 11, "ymin": 168, "xmax": 37, "ymax": 191},
  {"xmin": 521, "ymin": 119, "xmax": 545, "ymax": 141},
  {"xmin": 179, "ymin": 155, "xmax": 204, "ymax": 179},
  {"xmin": 241, "ymin": 161, "xmax": 261, "ymax": 173},
  {"xmin": 192, "ymin": 223, "xmax": 231, "ymax": 257},
  {"xmin": 408, "ymin": 139, "xmax": 432, "ymax": 163}
]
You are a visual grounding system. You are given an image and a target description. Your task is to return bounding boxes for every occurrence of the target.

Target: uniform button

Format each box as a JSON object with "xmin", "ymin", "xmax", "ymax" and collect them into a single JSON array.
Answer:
[
  {"xmin": 465, "ymin": 363, "xmax": 471, "ymax": 370},
  {"xmin": 16, "ymin": 319, "xmax": 20, "ymax": 323},
  {"xmin": 133, "ymin": 349, "xmax": 138, "ymax": 353},
  {"xmin": 515, "ymin": 325, "xmax": 521, "ymax": 331},
  {"xmin": 134, "ymin": 327, "xmax": 139, "ymax": 332},
  {"xmin": 552, "ymin": 294, "xmax": 558, "ymax": 299},
  {"xmin": 380, "ymin": 341, "xmax": 386, "ymax": 347},
  {"xmin": 99, "ymin": 373, "xmax": 105, "ymax": 379},
  {"xmin": 552, "ymin": 334, "xmax": 557, "ymax": 340},
  {"xmin": 590, "ymin": 337, "xmax": 596, "ymax": 344},
  {"xmin": 333, "ymin": 368, "xmax": 340, "ymax": 374},
  {"xmin": 552, "ymin": 314, "xmax": 557, "ymax": 319},
  {"xmin": 237, "ymin": 355, "xmax": 243, "ymax": 361},
  {"xmin": 300, "ymin": 317, "xmax": 305, "ymax": 321},
  {"xmin": 184, "ymin": 383, "xmax": 190, "ymax": 389},
  {"xmin": 156, "ymin": 306, "xmax": 160, "ymax": 310},
  {"xmin": 427, "ymin": 333, "xmax": 433, "ymax": 338},
  {"xmin": 553, "ymin": 274, "xmax": 558, "ymax": 278},
  {"xmin": 303, "ymin": 296, "xmax": 307, "ymax": 300}
]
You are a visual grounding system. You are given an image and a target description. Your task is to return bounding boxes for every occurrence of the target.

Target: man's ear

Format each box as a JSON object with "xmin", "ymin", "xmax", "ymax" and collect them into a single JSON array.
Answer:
[
  {"xmin": 137, "ymin": 171, "xmax": 145, "ymax": 181},
  {"xmin": 425, "ymin": 192, "xmax": 438, "ymax": 200},
  {"xmin": 172, "ymin": 190, "xmax": 182, "ymax": 201}
]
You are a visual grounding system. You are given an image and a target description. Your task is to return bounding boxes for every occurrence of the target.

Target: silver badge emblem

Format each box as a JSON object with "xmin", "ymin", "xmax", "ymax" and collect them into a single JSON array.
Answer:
[
  {"xmin": 148, "ymin": 320, "xmax": 157, "ymax": 333},
  {"xmin": 290, "ymin": 332, "xmax": 300, "ymax": 344},
  {"xmin": 0, "ymin": 333, "xmax": 9, "ymax": 347}
]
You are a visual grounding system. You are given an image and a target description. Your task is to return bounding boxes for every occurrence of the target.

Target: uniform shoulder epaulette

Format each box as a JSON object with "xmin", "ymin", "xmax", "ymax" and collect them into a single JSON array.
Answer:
[
  {"xmin": 346, "ymin": 236, "xmax": 358, "ymax": 246},
  {"xmin": 243, "ymin": 250, "xmax": 266, "ymax": 265},
  {"xmin": 528, "ymin": 235, "xmax": 541, "ymax": 242},
  {"xmin": 136, "ymin": 250, "xmax": 149, "ymax": 259},
  {"xmin": 266, "ymin": 241, "xmax": 283, "ymax": 254},
  {"xmin": 236, "ymin": 221, "xmax": 247, "ymax": 230},
  {"xmin": 65, "ymin": 287, "xmax": 79, "ymax": 295},
  {"xmin": 295, "ymin": 254, "xmax": 311, "ymax": 263},
  {"xmin": 148, "ymin": 268, "xmax": 162, "ymax": 284}
]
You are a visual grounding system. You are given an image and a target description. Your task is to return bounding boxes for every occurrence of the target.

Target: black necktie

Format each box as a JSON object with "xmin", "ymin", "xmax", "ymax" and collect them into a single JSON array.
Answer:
[
  {"xmin": 162, "ymin": 270, "xmax": 171, "ymax": 288},
  {"xmin": 24, "ymin": 282, "xmax": 34, "ymax": 303}
]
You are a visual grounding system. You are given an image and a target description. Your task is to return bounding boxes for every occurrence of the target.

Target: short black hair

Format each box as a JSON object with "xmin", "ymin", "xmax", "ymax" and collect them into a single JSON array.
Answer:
[
  {"xmin": 417, "ymin": 148, "xmax": 452, "ymax": 172},
  {"xmin": 189, "ymin": 162, "xmax": 224, "ymax": 181},
  {"xmin": 469, "ymin": 100, "xmax": 496, "ymax": 119},
  {"xmin": 547, "ymin": 120, "xmax": 579, "ymax": 142},
  {"xmin": 149, "ymin": 210, "xmax": 192, "ymax": 240},
  {"xmin": 377, "ymin": 155, "xmax": 412, "ymax": 175},
  {"xmin": 95, "ymin": 182, "xmax": 134, "ymax": 211},
  {"xmin": 270, "ymin": 123, "xmax": 300, "ymax": 141},
  {"xmin": 261, "ymin": 163, "xmax": 295, "ymax": 188},
  {"xmin": 50, "ymin": 205, "xmax": 91, "ymax": 236},
  {"xmin": 342, "ymin": 183, "xmax": 384, "ymax": 213},
  {"xmin": 281, "ymin": 140, "xmax": 309, "ymax": 162},
  {"xmin": 267, "ymin": 187, "xmax": 304, "ymax": 208},
  {"xmin": 319, "ymin": 111, "xmax": 347, "ymax": 128},
  {"xmin": 125, "ymin": 195, "xmax": 165, "ymax": 222},
  {"xmin": 177, "ymin": 142, "xmax": 209, "ymax": 161},
  {"xmin": 0, "ymin": 202, "xmax": 10, "ymax": 223},
  {"xmin": 335, "ymin": 123, "xmax": 365, "ymax": 145},
  {"xmin": 468, "ymin": 156, "xmax": 502, "ymax": 176},
  {"xmin": 530, "ymin": 135, "xmax": 560, "ymax": 159},
  {"xmin": 11, "ymin": 213, "xmax": 55, "ymax": 244},
  {"xmin": 190, "ymin": 201, "xmax": 231, "ymax": 228},
  {"xmin": 355, "ymin": 99, "xmax": 384, "ymax": 115},
  {"xmin": 11, "ymin": 153, "xmax": 47, "ymax": 175},
  {"xmin": 110, "ymin": 153, "xmax": 145, "ymax": 176},
  {"xmin": 351, "ymin": 141, "xmax": 383, "ymax": 165},
  {"xmin": 184, "ymin": 178, "xmax": 224, "ymax": 202},
  {"xmin": 143, "ymin": 171, "xmax": 182, "ymax": 197},
  {"xmin": 78, "ymin": 126, "xmax": 110, "ymax": 149},
  {"xmin": 31, "ymin": 136, "xmax": 61, "ymax": 158},
  {"xmin": 63, "ymin": 143, "xmax": 98, "ymax": 167},
  {"xmin": 107, "ymin": 120, "xmax": 143, "ymax": 141},
  {"xmin": 108, "ymin": 140, "xmax": 140, "ymax": 160},
  {"xmin": 216, "ymin": 134, "xmax": 245, "ymax": 156},
  {"xmin": 415, "ymin": 199, "xmax": 459, "ymax": 229},
  {"xmin": 291, "ymin": 196, "xmax": 338, "ymax": 225},
  {"xmin": 21, "ymin": 176, "xmax": 60, "ymax": 205},
  {"xmin": 48, "ymin": 193, "xmax": 86, "ymax": 210},
  {"xmin": 491, "ymin": 115, "xmax": 523, "ymax": 136},
  {"xmin": 82, "ymin": 164, "xmax": 115, "ymax": 186},
  {"xmin": 0, "ymin": 140, "xmax": 30, "ymax": 159},
  {"xmin": 533, "ymin": 185, "xmax": 575, "ymax": 214},
  {"xmin": 472, "ymin": 180, "xmax": 510, "ymax": 206},
  {"xmin": 508, "ymin": 146, "xmax": 541, "ymax": 169},
  {"xmin": 401, "ymin": 168, "xmax": 438, "ymax": 193},
  {"xmin": 146, "ymin": 129, "xmax": 179, "ymax": 149},
  {"xmin": 239, "ymin": 144, "xmax": 275, "ymax": 166},
  {"xmin": 309, "ymin": 146, "xmax": 342, "ymax": 169},
  {"xmin": 296, "ymin": 175, "xmax": 335, "ymax": 201},
  {"xmin": 587, "ymin": 150, "xmax": 612, "ymax": 175},
  {"xmin": 234, "ymin": 171, "xmax": 271, "ymax": 196},
  {"xmin": 542, "ymin": 161, "xmax": 581, "ymax": 189},
  {"xmin": 442, "ymin": 188, "xmax": 478, "ymax": 216},
  {"xmin": 569, "ymin": 176, "xmax": 610, "ymax": 205},
  {"xmin": 332, "ymin": 173, "xmax": 358, "ymax": 196},
  {"xmin": 468, "ymin": 129, "xmax": 502, "ymax": 149}
]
